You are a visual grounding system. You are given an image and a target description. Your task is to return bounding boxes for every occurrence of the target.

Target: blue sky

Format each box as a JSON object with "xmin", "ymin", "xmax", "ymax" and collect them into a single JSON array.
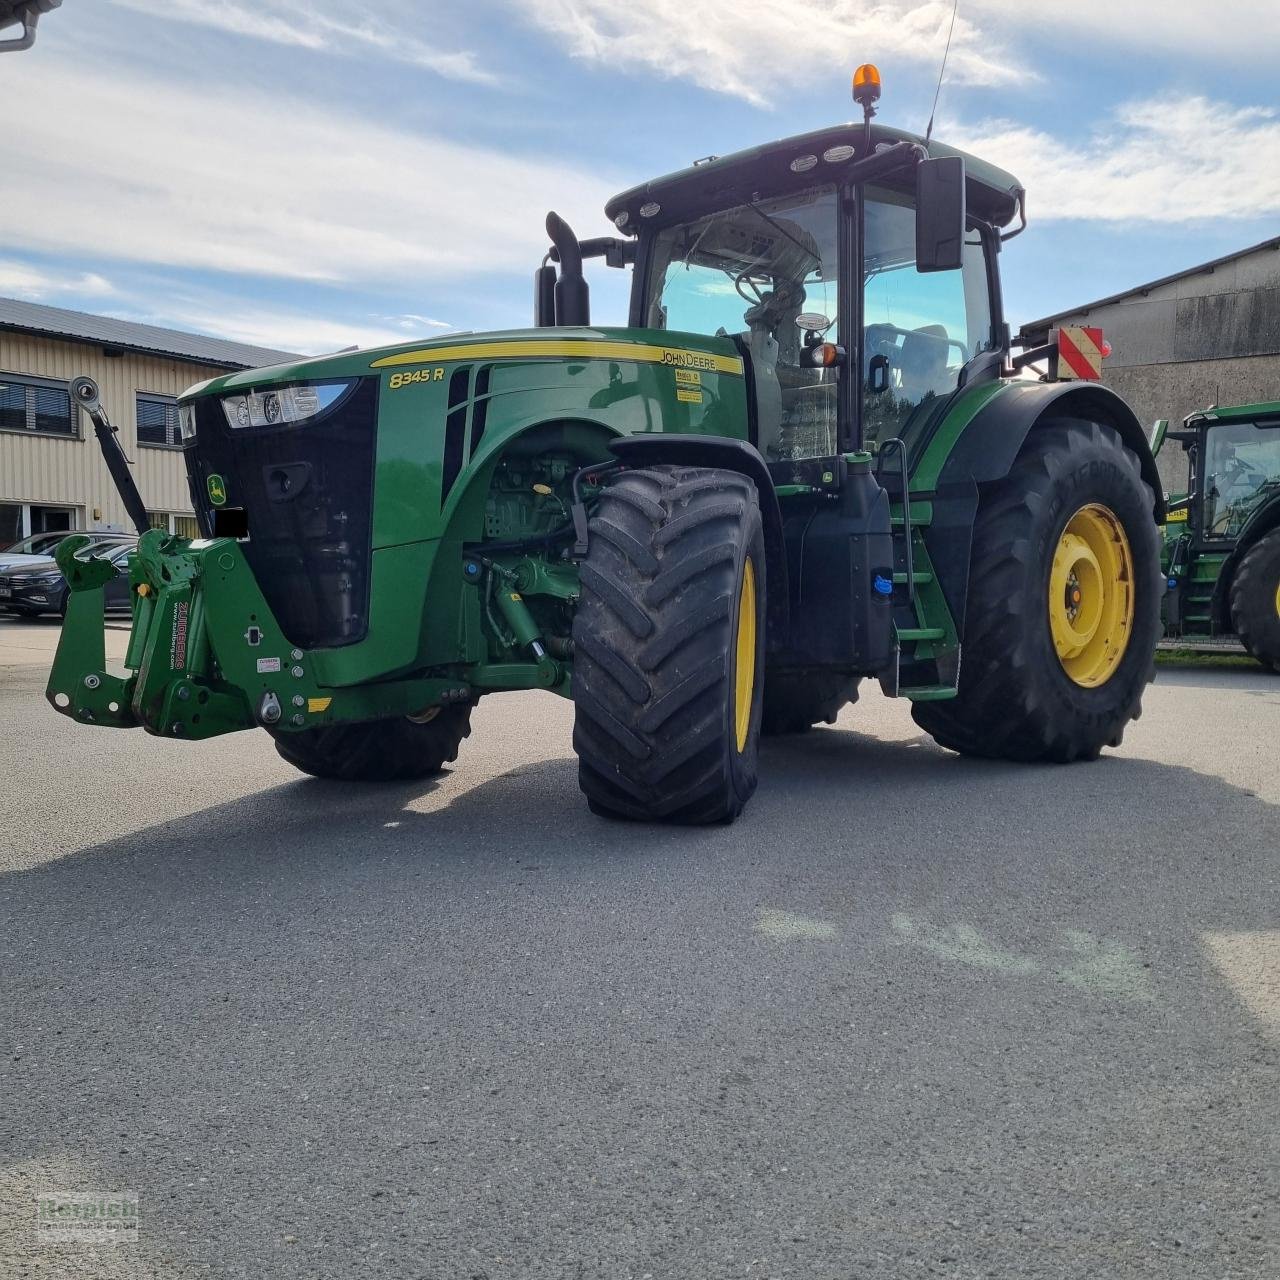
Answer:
[{"xmin": 1, "ymin": 0, "xmax": 1278, "ymax": 354}]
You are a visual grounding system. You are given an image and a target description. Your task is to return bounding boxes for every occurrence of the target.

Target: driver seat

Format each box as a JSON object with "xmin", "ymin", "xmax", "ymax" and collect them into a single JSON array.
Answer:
[{"xmin": 899, "ymin": 325, "xmax": 952, "ymax": 403}]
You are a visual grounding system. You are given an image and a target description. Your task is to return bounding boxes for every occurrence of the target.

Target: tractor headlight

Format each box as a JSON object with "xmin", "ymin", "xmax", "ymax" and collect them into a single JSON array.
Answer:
[
  {"xmin": 179, "ymin": 402, "xmax": 198, "ymax": 441},
  {"xmin": 220, "ymin": 382, "xmax": 353, "ymax": 430}
]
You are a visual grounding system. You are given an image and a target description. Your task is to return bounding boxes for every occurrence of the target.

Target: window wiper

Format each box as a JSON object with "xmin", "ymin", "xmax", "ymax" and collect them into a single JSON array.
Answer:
[
  {"xmin": 676, "ymin": 220, "xmax": 715, "ymax": 271},
  {"xmin": 743, "ymin": 199, "xmax": 819, "ymax": 266}
]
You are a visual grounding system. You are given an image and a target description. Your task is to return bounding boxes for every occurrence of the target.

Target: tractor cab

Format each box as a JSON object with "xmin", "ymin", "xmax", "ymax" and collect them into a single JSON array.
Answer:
[
  {"xmin": 540, "ymin": 68, "xmax": 1024, "ymax": 483},
  {"xmin": 1164, "ymin": 406, "xmax": 1280, "ymax": 545}
]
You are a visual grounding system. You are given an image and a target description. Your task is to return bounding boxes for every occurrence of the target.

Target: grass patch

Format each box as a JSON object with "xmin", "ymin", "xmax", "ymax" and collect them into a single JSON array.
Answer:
[{"xmin": 1155, "ymin": 647, "xmax": 1264, "ymax": 670}]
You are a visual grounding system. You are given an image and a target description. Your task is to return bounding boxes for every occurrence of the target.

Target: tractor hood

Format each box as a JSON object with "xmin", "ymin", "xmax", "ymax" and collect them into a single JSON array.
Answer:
[{"xmin": 178, "ymin": 327, "xmax": 744, "ymax": 402}]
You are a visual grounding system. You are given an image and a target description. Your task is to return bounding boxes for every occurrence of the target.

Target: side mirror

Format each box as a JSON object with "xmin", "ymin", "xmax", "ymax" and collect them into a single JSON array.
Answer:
[
  {"xmin": 915, "ymin": 156, "xmax": 966, "ymax": 273},
  {"xmin": 1149, "ymin": 419, "xmax": 1169, "ymax": 456}
]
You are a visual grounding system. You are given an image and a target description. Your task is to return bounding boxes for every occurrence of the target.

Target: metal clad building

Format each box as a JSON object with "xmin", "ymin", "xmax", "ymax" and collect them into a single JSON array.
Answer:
[
  {"xmin": 1023, "ymin": 237, "xmax": 1280, "ymax": 491},
  {"xmin": 0, "ymin": 297, "xmax": 295, "ymax": 547}
]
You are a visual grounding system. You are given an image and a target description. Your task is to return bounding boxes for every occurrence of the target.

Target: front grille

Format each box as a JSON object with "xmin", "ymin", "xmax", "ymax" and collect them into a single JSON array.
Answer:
[{"xmin": 187, "ymin": 377, "xmax": 378, "ymax": 649}]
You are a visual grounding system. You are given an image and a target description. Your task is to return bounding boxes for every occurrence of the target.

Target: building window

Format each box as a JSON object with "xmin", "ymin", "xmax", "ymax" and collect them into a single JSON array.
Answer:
[
  {"xmin": 136, "ymin": 393, "xmax": 182, "ymax": 448},
  {"xmin": 0, "ymin": 373, "xmax": 78, "ymax": 437},
  {"xmin": 0, "ymin": 502, "xmax": 22, "ymax": 550},
  {"xmin": 145, "ymin": 511, "xmax": 201, "ymax": 539}
]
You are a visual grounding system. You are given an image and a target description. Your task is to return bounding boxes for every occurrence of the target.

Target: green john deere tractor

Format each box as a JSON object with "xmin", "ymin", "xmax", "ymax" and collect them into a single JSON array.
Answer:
[
  {"xmin": 48, "ymin": 71, "xmax": 1166, "ymax": 823},
  {"xmin": 1156, "ymin": 402, "xmax": 1280, "ymax": 669}
]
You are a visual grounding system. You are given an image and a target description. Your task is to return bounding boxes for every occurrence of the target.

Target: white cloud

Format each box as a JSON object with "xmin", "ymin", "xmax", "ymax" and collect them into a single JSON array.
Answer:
[
  {"xmin": 0, "ymin": 56, "xmax": 618, "ymax": 288},
  {"xmin": 952, "ymin": 96, "xmax": 1280, "ymax": 223},
  {"xmin": 521, "ymin": 0, "xmax": 1029, "ymax": 106},
  {"xmin": 0, "ymin": 262, "xmax": 116, "ymax": 299},
  {"xmin": 390, "ymin": 313, "xmax": 453, "ymax": 331},
  {"xmin": 107, "ymin": 0, "xmax": 497, "ymax": 85},
  {"xmin": 969, "ymin": 0, "xmax": 1280, "ymax": 63},
  {"xmin": 146, "ymin": 305, "xmax": 439, "ymax": 356}
]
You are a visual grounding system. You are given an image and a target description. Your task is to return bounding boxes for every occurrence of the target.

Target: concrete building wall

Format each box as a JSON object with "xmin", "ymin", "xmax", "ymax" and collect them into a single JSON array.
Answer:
[
  {"xmin": 1039, "ymin": 241, "xmax": 1280, "ymax": 493},
  {"xmin": 0, "ymin": 330, "xmax": 226, "ymax": 537}
]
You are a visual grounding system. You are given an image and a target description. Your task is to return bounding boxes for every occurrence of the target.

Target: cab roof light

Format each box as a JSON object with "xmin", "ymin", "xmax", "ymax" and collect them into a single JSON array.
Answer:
[{"xmin": 852, "ymin": 63, "xmax": 881, "ymax": 110}]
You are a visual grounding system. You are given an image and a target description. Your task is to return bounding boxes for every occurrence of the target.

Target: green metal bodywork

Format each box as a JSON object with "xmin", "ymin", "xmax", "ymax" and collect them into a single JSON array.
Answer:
[
  {"xmin": 1158, "ymin": 400, "xmax": 1280, "ymax": 640},
  {"xmin": 48, "ymin": 327, "xmax": 759, "ymax": 736}
]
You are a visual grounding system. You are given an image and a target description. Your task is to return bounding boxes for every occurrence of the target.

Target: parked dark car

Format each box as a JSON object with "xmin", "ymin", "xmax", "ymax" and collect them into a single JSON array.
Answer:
[
  {"xmin": 0, "ymin": 540, "xmax": 137, "ymax": 618},
  {"xmin": 0, "ymin": 530, "xmax": 133, "ymax": 572}
]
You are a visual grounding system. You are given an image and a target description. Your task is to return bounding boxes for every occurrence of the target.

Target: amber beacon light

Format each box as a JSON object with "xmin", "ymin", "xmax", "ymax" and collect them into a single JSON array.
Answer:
[{"xmin": 852, "ymin": 63, "xmax": 882, "ymax": 109}]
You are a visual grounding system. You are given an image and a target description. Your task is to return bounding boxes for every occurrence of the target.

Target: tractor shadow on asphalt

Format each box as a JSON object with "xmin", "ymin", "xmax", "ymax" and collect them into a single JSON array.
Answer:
[{"xmin": 2, "ymin": 727, "xmax": 1277, "ymax": 1276}]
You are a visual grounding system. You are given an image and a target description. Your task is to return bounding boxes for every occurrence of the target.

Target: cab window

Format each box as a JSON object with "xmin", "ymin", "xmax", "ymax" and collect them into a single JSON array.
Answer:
[
  {"xmin": 862, "ymin": 185, "xmax": 994, "ymax": 445},
  {"xmin": 644, "ymin": 187, "xmax": 840, "ymax": 461},
  {"xmin": 1202, "ymin": 423, "xmax": 1280, "ymax": 539}
]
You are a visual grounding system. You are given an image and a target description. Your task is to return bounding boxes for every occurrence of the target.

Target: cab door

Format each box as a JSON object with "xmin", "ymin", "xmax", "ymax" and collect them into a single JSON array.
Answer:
[{"xmin": 859, "ymin": 183, "xmax": 999, "ymax": 449}]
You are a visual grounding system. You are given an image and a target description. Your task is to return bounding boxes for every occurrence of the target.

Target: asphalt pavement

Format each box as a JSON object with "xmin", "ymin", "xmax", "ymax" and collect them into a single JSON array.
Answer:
[{"xmin": 1, "ymin": 615, "xmax": 1277, "ymax": 1278}]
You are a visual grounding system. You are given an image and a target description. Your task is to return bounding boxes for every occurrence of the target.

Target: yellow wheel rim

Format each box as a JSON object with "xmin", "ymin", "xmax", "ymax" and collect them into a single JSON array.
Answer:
[
  {"xmin": 1274, "ymin": 580, "xmax": 1280, "ymax": 620},
  {"xmin": 733, "ymin": 557, "xmax": 757, "ymax": 752},
  {"xmin": 1048, "ymin": 504, "xmax": 1135, "ymax": 687}
]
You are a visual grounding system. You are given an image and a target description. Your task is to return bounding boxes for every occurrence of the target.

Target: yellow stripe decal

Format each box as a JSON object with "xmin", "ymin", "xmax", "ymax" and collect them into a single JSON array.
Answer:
[{"xmin": 370, "ymin": 339, "xmax": 744, "ymax": 377}]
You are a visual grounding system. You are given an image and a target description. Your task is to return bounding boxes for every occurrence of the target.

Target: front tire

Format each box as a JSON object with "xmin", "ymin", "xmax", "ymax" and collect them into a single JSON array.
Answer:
[
  {"xmin": 572, "ymin": 465, "xmax": 765, "ymax": 823},
  {"xmin": 1230, "ymin": 530, "xmax": 1280, "ymax": 671},
  {"xmin": 912, "ymin": 419, "xmax": 1162, "ymax": 761},
  {"xmin": 270, "ymin": 705, "xmax": 472, "ymax": 781}
]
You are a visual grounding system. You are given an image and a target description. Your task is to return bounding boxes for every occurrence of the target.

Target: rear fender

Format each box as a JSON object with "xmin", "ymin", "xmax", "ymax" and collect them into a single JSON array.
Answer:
[
  {"xmin": 932, "ymin": 381, "xmax": 1166, "ymax": 520},
  {"xmin": 915, "ymin": 380, "xmax": 1165, "ymax": 645},
  {"xmin": 608, "ymin": 433, "xmax": 789, "ymax": 649}
]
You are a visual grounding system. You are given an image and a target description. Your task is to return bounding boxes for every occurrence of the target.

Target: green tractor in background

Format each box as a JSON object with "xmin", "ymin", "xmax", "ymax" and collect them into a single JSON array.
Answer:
[
  {"xmin": 1157, "ymin": 402, "xmax": 1280, "ymax": 669},
  {"xmin": 48, "ymin": 69, "xmax": 1166, "ymax": 824}
]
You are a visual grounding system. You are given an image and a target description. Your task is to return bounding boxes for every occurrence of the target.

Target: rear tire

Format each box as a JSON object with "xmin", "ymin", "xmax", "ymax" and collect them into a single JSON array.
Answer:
[
  {"xmin": 1230, "ymin": 530, "xmax": 1280, "ymax": 671},
  {"xmin": 761, "ymin": 671, "xmax": 860, "ymax": 735},
  {"xmin": 912, "ymin": 419, "xmax": 1162, "ymax": 761},
  {"xmin": 270, "ymin": 706, "xmax": 472, "ymax": 781},
  {"xmin": 572, "ymin": 465, "xmax": 765, "ymax": 823}
]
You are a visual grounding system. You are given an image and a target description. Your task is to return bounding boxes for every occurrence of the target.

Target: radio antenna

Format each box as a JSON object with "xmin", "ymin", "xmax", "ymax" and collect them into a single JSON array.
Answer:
[{"xmin": 924, "ymin": 0, "xmax": 959, "ymax": 143}]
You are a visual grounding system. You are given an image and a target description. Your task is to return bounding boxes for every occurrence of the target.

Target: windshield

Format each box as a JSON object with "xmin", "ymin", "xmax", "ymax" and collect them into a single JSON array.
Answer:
[
  {"xmin": 4, "ymin": 532, "xmax": 69, "ymax": 556},
  {"xmin": 1203, "ymin": 422, "xmax": 1280, "ymax": 538},
  {"xmin": 643, "ymin": 187, "xmax": 841, "ymax": 461}
]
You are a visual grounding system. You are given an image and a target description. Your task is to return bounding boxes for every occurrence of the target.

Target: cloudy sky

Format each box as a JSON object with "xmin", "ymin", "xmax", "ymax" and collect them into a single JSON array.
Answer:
[{"xmin": 2, "ymin": 1, "xmax": 1278, "ymax": 354}]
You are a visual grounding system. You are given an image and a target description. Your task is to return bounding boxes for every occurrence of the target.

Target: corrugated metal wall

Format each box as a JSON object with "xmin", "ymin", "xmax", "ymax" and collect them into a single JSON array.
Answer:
[{"xmin": 0, "ymin": 330, "xmax": 228, "ymax": 530}]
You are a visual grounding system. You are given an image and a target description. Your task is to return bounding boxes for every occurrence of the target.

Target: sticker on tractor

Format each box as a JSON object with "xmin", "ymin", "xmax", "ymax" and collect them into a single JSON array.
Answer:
[
  {"xmin": 169, "ymin": 600, "xmax": 189, "ymax": 670},
  {"xmin": 256, "ymin": 656, "xmax": 282, "ymax": 674},
  {"xmin": 660, "ymin": 349, "xmax": 720, "ymax": 372},
  {"xmin": 207, "ymin": 474, "xmax": 227, "ymax": 506},
  {"xmin": 388, "ymin": 367, "xmax": 445, "ymax": 389},
  {"xmin": 1165, "ymin": 507, "xmax": 1189, "ymax": 523},
  {"xmin": 676, "ymin": 388, "xmax": 704, "ymax": 404},
  {"xmin": 307, "ymin": 696, "xmax": 332, "ymax": 713},
  {"xmin": 1054, "ymin": 326, "xmax": 1108, "ymax": 381},
  {"xmin": 674, "ymin": 369, "xmax": 702, "ymax": 386}
]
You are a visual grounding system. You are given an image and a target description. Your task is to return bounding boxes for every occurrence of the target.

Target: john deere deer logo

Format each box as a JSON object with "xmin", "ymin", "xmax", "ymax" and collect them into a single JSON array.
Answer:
[{"xmin": 207, "ymin": 474, "xmax": 227, "ymax": 506}]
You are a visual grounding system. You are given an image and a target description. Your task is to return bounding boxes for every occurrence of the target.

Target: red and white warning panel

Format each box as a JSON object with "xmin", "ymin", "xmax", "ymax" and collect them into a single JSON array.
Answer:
[{"xmin": 1052, "ymin": 326, "xmax": 1110, "ymax": 381}]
